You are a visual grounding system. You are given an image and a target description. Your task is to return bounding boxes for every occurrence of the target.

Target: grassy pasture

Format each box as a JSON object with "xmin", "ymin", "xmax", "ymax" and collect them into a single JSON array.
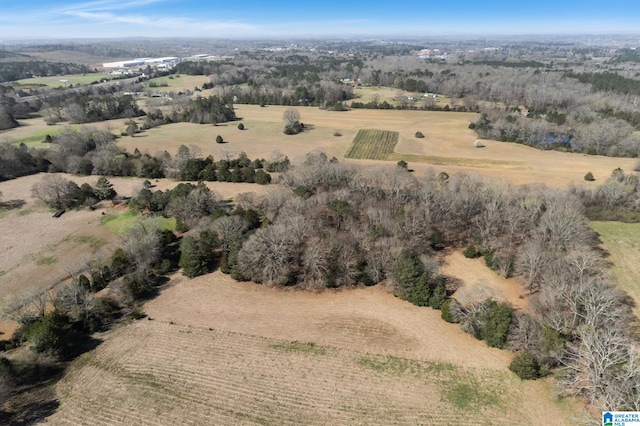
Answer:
[
  {"xmin": 590, "ymin": 221, "xmax": 640, "ymax": 318},
  {"xmin": 345, "ymin": 129, "xmax": 399, "ymax": 160},
  {"xmin": 13, "ymin": 73, "xmax": 112, "ymax": 88},
  {"xmin": 117, "ymin": 104, "xmax": 634, "ymax": 187},
  {"xmin": 144, "ymin": 74, "xmax": 211, "ymax": 93}
]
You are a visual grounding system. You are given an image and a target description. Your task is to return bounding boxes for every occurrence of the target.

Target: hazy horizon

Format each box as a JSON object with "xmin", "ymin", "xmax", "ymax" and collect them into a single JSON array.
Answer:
[{"xmin": 2, "ymin": 0, "xmax": 640, "ymax": 40}]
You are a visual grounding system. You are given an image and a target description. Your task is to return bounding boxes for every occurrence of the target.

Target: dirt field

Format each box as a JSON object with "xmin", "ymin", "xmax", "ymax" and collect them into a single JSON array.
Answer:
[
  {"xmin": 43, "ymin": 271, "xmax": 579, "ymax": 425},
  {"xmin": 440, "ymin": 251, "xmax": 532, "ymax": 314},
  {"xmin": 115, "ymin": 104, "xmax": 635, "ymax": 187}
]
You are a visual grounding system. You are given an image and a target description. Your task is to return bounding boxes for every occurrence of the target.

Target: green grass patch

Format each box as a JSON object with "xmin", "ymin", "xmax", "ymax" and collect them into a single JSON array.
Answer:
[
  {"xmin": 359, "ymin": 354, "xmax": 506, "ymax": 412},
  {"xmin": 345, "ymin": 129, "xmax": 399, "ymax": 160},
  {"xmin": 359, "ymin": 354, "xmax": 455, "ymax": 377},
  {"xmin": 387, "ymin": 152, "xmax": 528, "ymax": 169},
  {"xmin": 101, "ymin": 211, "xmax": 176, "ymax": 234},
  {"xmin": 36, "ymin": 257, "xmax": 58, "ymax": 266},
  {"xmin": 270, "ymin": 341, "xmax": 327, "ymax": 355},
  {"xmin": 160, "ymin": 217, "xmax": 176, "ymax": 232},
  {"xmin": 442, "ymin": 372, "xmax": 504, "ymax": 411},
  {"xmin": 0, "ymin": 209, "xmax": 9, "ymax": 219},
  {"xmin": 100, "ymin": 211, "xmax": 138, "ymax": 234},
  {"xmin": 14, "ymin": 73, "xmax": 113, "ymax": 88},
  {"xmin": 9, "ymin": 127, "xmax": 76, "ymax": 148},
  {"xmin": 145, "ymin": 75, "xmax": 210, "ymax": 92},
  {"xmin": 74, "ymin": 235, "xmax": 107, "ymax": 250},
  {"xmin": 16, "ymin": 209, "xmax": 33, "ymax": 216}
]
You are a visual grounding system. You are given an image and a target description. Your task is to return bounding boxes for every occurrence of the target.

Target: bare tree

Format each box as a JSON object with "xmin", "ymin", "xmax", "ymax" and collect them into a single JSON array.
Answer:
[
  {"xmin": 1, "ymin": 289, "xmax": 53, "ymax": 326},
  {"xmin": 516, "ymin": 238, "xmax": 550, "ymax": 293},
  {"xmin": 31, "ymin": 174, "xmax": 78, "ymax": 209},
  {"xmin": 282, "ymin": 108, "xmax": 301, "ymax": 127},
  {"xmin": 119, "ymin": 218, "xmax": 164, "ymax": 270},
  {"xmin": 236, "ymin": 223, "xmax": 297, "ymax": 286}
]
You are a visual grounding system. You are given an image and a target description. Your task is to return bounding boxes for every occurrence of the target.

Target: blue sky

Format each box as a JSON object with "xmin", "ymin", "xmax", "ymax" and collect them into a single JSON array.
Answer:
[{"xmin": 1, "ymin": 0, "xmax": 639, "ymax": 39}]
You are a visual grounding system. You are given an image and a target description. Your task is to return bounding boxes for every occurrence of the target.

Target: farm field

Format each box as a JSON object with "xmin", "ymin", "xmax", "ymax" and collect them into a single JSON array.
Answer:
[
  {"xmin": 345, "ymin": 129, "xmax": 399, "ymax": 160},
  {"xmin": 114, "ymin": 104, "xmax": 635, "ymax": 187},
  {"xmin": 13, "ymin": 73, "xmax": 113, "ymax": 88},
  {"xmin": 2, "ymin": 104, "xmax": 635, "ymax": 187},
  {"xmin": 590, "ymin": 221, "xmax": 640, "ymax": 318},
  {"xmin": 43, "ymin": 271, "xmax": 579, "ymax": 425}
]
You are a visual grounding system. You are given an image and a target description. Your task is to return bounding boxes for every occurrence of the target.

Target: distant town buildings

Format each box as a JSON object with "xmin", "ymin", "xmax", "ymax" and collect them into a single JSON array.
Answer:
[{"xmin": 102, "ymin": 57, "xmax": 179, "ymax": 68}]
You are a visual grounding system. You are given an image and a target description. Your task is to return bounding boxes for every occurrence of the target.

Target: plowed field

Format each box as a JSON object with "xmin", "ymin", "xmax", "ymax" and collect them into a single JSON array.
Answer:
[{"xmin": 43, "ymin": 272, "xmax": 578, "ymax": 425}]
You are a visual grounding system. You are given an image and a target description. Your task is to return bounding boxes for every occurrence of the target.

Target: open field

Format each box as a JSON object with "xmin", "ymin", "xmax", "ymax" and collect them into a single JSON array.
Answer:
[
  {"xmin": 345, "ymin": 129, "xmax": 399, "ymax": 160},
  {"xmin": 43, "ymin": 271, "xmax": 579, "ymax": 425},
  {"xmin": 440, "ymin": 250, "xmax": 532, "ymax": 314},
  {"xmin": 116, "ymin": 104, "xmax": 635, "ymax": 187},
  {"xmin": 13, "ymin": 73, "xmax": 113, "ymax": 88},
  {"xmin": 348, "ymin": 86, "xmax": 450, "ymax": 108},
  {"xmin": 590, "ymin": 221, "xmax": 640, "ymax": 318},
  {"xmin": 0, "ymin": 174, "xmax": 271, "ymax": 337},
  {"xmin": 144, "ymin": 74, "xmax": 211, "ymax": 93},
  {"xmin": 2, "ymin": 105, "xmax": 635, "ymax": 188},
  {"xmin": 0, "ymin": 117, "xmax": 135, "ymax": 148}
]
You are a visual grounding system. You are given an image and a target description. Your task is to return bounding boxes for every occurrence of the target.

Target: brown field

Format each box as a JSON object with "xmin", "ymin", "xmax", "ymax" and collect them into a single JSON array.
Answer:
[
  {"xmin": 43, "ymin": 271, "xmax": 579, "ymax": 425},
  {"xmin": 116, "ymin": 104, "xmax": 635, "ymax": 187},
  {"xmin": 0, "ymin": 174, "xmax": 271, "ymax": 337},
  {"xmin": 1, "ymin": 101, "xmax": 628, "ymax": 424}
]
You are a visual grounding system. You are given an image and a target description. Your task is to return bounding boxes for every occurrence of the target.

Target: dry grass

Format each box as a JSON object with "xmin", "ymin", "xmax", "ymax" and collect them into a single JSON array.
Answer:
[
  {"xmin": 116, "ymin": 104, "xmax": 634, "ymax": 188},
  {"xmin": 43, "ymin": 271, "xmax": 578, "ymax": 425},
  {"xmin": 590, "ymin": 221, "xmax": 640, "ymax": 318},
  {"xmin": 0, "ymin": 174, "xmax": 271, "ymax": 337}
]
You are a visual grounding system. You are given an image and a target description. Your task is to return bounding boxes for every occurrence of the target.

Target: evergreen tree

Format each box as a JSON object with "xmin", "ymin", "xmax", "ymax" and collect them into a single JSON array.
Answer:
[
  {"xmin": 179, "ymin": 236, "xmax": 209, "ymax": 278},
  {"xmin": 94, "ymin": 176, "xmax": 116, "ymax": 200}
]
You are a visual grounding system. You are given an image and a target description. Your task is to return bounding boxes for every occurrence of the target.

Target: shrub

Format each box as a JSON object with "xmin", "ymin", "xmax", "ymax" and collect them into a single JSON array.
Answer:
[
  {"xmin": 509, "ymin": 350, "xmax": 540, "ymax": 380},
  {"xmin": 110, "ymin": 248, "xmax": 132, "ymax": 277},
  {"xmin": 428, "ymin": 280, "xmax": 447, "ymax": 309},
  {"xmin": 415, "ymin": 131, "xmax": 424, "ymax": 138},
  {"xmin": 482, "ymin": 301, "xmax": 513, "ymax": 348},
  {"xmin": 216, "ymin": 135, "xmax": 224, "ymax": 144},
  {"xmin": 333, "ymin": 131, "xmax": 342, "ymax": 137},
  {"xmin": 584, "ymin": 171, "xmax": 595, "ymax": 181},
  {"xmin": 237, "ymin": 123, "xmax": 245, "ymax": 130},
  {"xmin": 438, "ymin": 171, "xmax": 449, "ymax": 181},
  {"xmin": 23, "ymin": 311, "xmax": 74, "ymax": 359},
  {"xmin": 441, "ymin": 298, "xmax": 462, "ymax": 323},
  {"xmin": 462, "ymin": 244, "xmax": 482, "ymax": 258},
  {"xmin": 461, "ymin": 299, "xmax": 513, "ymax": 349},
  {"xmin": 397, "ymin": 160, "xmax": 408, "ymax": 169},
  {"xmin": 124, "ymin": 269, "xmax": 154, "ymax": 300}
]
